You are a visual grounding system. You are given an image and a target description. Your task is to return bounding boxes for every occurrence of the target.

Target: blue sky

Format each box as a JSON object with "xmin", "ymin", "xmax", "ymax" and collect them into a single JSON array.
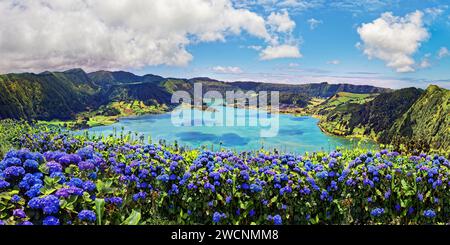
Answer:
[
  {"xmin": 1, "ymin": 0, "xmax": 449, "ymax": 89},
  {"xmin": 135, "ymin": 0, "xmax": 450, "ymax": 89}
]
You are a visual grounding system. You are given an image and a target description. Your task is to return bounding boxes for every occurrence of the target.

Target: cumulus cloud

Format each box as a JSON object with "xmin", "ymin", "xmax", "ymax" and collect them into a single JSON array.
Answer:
[
  {"xmin": 357, "ymin": 11, "xmax": 429, "ymax": 73},
  {"xmin": 0, "ymin": 0, "xmax": 277, "ymax": 72},
  {"xmin": 212, "ymin": 66, "xmax": 243, "ymax": 74},
  {"xmin": 307, "ymin": 18, "xmax": 322, "ymax": 30},
  {"xmin": 438, "ymin": 47, "xmax": 450, "ymax": 59},
  {"xmin": 260, "ymin": 44, "xmax": 302, "ymax": 60},
  {"xmin": 267, "ymin": 10, "xmax": 296, "ymax": 33}
]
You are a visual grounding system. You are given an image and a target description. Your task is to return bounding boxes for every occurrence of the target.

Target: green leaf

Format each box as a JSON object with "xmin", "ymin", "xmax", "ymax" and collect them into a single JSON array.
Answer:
[
  {"xmin": 95, "ymin": 198, "xmax": 105, "ymax": 225},
  {"xmin": 270, "ymin": 196, "xmax": 278, "ymax": 204},
  {"xmin": 401, "ymin": 179, "xmax": 409, "ymax": 191},
  {"xmin": 217, "ymin": 194, "xmax": 223, "ymax": 202},
  {"xmin": 122, "ymin": 209, "xmax": 141, "ymax": 225},
  {"xmin": 375, "ymin": 189, "xmax": 382, "ymax": 197},
  {"xmin": 0, "ymin": 190, "xmax": 19, "ymax": 201}
]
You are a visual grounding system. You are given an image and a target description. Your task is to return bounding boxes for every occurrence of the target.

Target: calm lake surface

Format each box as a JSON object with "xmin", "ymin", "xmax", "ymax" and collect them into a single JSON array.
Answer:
[{"xmin": 81, "ymin": 106, "xmax": 372, "ymax": 153}]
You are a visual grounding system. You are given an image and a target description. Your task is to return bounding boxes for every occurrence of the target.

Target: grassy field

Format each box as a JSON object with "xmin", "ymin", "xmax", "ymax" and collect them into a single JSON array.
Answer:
[{"xmin": 38, "ymin": 100, "xmax": 168, "ymax": 130}]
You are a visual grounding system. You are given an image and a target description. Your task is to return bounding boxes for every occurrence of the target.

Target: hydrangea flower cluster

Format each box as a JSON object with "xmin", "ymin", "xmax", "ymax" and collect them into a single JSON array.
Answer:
[{"xmin": 0, "ymin": 131, "xmax": 449, "ymax": 225}]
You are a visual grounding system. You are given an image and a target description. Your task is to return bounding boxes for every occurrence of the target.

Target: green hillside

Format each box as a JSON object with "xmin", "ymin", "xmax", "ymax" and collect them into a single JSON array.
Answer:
[
  {"xmin": 319, "ymin": 86, "xmax": 450, "ymax": 151},
  {"xmin": 0, "ymin": 70, "xmax": 99, "ymax": 120},
  {"xmin": 388, "ymin": 85, "xmax": 450, "ymax": 151},
  {"xmin": 314, "ymin": 92, "xmax": 378, "ymax": 115}
]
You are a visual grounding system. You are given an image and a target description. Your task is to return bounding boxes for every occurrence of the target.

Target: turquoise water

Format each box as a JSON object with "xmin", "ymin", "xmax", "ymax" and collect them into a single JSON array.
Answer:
[{"xmin": 80, "ymin": 106, "xmax": 371, "ymax": 153}]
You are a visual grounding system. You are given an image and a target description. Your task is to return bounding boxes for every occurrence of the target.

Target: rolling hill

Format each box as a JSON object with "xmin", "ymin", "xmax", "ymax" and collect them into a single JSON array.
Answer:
[
  {"xmin": 0, "ymin": 69, "xmax": 391, "ymax": 121},
  {"xmin": 319, "ymin": 85, "xmax": 450, "ymax": 151}
]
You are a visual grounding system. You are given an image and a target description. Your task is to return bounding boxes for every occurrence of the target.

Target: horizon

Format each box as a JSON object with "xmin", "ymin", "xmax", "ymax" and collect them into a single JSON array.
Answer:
[
  {"xmin": 1, "ymin": 0, "xmax": 450, "ymax": 89},
  {"xmin": 2, "ymin": 67, "xmax": 445, "ymax": 90}
]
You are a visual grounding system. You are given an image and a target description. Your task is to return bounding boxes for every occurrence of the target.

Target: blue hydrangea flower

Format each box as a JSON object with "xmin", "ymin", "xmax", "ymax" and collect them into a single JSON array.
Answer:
[
  {"xmin": 3, "ymin": 166, "xmax": 25, "ymax": 179},
  {"xmin": 43, "ymin": 216, "xmax": 60, "ymax": 225},
  {"xmin": 25, "ymin": 184, "xmax": 43, "ymax": 198},
  {"xmin": 133, "ymin": 191, "xmax": 147, "ymax": 202},
  {"xmin": 40, "ymin": 195, "xmax": 60, "ymax": 215},
  {"xmin": 67, "ymin": 178, "xmax": 83, "ymax": 188},
  {"xmin": 46, "ymin": 161, "xmax": 63, "ymax": 174},
  {"xmin": 82, "ymin": 180, "xmax": 96, "ymax": 192},
  {"xmin": 28, "ymin": 197, "xmax": 41, "ymax": 209},
  {"xmin": 19, "ymin": 221, "xmax": 33, "ymax": 225},
  {"xmin": 250, "ymin": 183, "xmax": 263, "ymax": 193},
  {"xmin": 3, "ymin": 157, "xmax": 22, "ymax": 168},
  {"xmin": 13, "ymin": 209, "xmax": 26, "ymax": 219},
  {"xmin": 78, "ymin": 210, "xmax": 96, "ymax": 222},
  {"xmin": 384, "ymin": 190, "xmax": 391, "ymax": 199},
  {"xmin": 78, "ymin": 161, "xmax": 95, "ymax": 171},
  {"xmin": 19, "ymin": 173, "xmax": 43, "ymax": 190},
  {"xmin": 370, "ymin": 208, "xmax": 385, "ymax": 217},
  {"xmin": 76, "ymin": 147, "xmax": 95, "ymax": 160},
  {"xmin": 316, "ymin": 171, "xmax": 328, "ymax": 179},
  {"xmin": 50, "ymin": 172, "xmax": 66, "ymax": 184},
  {"xmin": 23, "ymin": 159, "xmax": 39, "ymax": 171},
  {"xmin": 418, "ymin": 193, "xmax": 424, "ymax": 201},
  {"xmin": 156, "ymin": 174, "xmax": 169, "ymax": 182},
  {"xmin": 212, "ymin": 212, "xmax": 226, "ymax": 223},
  {"xmin": 105, "ymin": 197, "xmax": 123, "ymax": 206},
  {"xmin": 0, "ymin": 179, "xmax": 10, "ymax": 189},
  {"xmin": 55, "ymin": 186, "xmax": 84, "ymax": 198},
  {"xmin": 225, "ymin": 196, "xmax": 232, "ymax": 204},
  {"xmin": 273, "ymin": 215, "xmax": 282, "ymax": 225},
  {"xmin": 423, "ymin": 209, "xmax": 436, "ymax": 218},
  {"xmin": 11, "ymin": 194, "xmax": 21, "ymax": 203}
]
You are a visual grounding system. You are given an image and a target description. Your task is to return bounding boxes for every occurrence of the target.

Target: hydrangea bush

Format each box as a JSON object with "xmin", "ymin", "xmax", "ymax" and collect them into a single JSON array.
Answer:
[{"xmin": 0, "ymin": 130, "xmax": 449, "ymax": 225}]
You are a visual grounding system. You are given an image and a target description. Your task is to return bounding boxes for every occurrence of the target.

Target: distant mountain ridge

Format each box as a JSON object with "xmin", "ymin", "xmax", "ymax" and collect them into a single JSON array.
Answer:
[{"xmin": 0, "ymin": 68, "xmax": 391, "ymax": 121}]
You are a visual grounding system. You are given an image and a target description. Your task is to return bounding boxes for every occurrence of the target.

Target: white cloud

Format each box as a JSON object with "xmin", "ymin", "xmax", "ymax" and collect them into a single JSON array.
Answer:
[
  {"xmin": 248, "ymin": 45, "xmax": 263, "ymax": 51},
  {"xmin": 424, "ymin": 6, "xmax": 446, "ymax": 19},
  {"xmin": 233, "ymin": 0, "xmax": 324, "ymax": 12},
  {"xmin": 419, "ymin": 58, "xmax": 431, "ymax": 68},
  {"xmin": 330, "ymin": 0, "xmax": 397, "ymax": 12},
  {"xmin": 327, "ymin": 60, "xmax": 340, "ymax": 65},
  {"xmin": 260, "ymin": 44, "xmax": 302, "ymax": 60},
  {"xmin": 307, "ymin": 18, "xmax": 322, "ymax": 30},
  {"xmin": 0, "ymin": 0, "xmax": 275, "ymax": 72},
  {"xmin": 212, "ymin": 66, "xmax": 243, "ymax": 74},
  {"xmin": 277, "ymin": 0, "xmax": 324, "ymax": 10},
  {"xmin": 262, "ymin": 10, "xmax": 302, "ymax": 60},
  {"xmin": 357, "ymin": 11, "xmax": 429, "ymax": 73},
  {"xmin": 267, "ymin": 10, "xmax": 296, "ymax": 33},
  {"xmin": 288, "ymin": 62, "xmax": 300, "ymax": 67},
  {"xmin": 438, "ymin": 47, "xmax": 450, "ymax": 59}
]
